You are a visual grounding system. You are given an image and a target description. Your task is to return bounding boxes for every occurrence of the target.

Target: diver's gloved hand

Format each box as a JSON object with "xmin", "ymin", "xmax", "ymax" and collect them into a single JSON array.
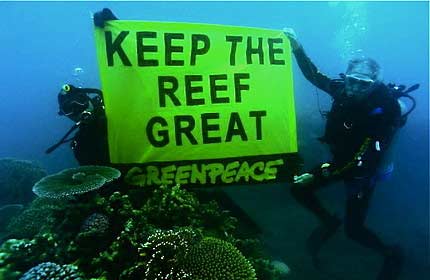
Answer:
[
  {"xmin": 283, "ymin": 27, "xmax": 301, "ymax": 51},
  {"xmin": 93, "ymin": 8, "xmax": 118, "ymax": 28},
  {"xmin": 293, "ymin": 173, "xmax": 314, "ymax": 186}
]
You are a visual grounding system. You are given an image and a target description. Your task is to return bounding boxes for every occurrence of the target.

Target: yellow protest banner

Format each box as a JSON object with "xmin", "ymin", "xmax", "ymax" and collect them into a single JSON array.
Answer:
[{"xmin": 94, "ymin": 20, "xmax": 299, "ymax": 186}]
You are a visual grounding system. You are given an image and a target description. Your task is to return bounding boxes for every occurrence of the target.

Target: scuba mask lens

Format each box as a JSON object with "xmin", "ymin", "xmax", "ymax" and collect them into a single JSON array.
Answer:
[
  {"xmin": 62, "ymin": 84, "xmax": 71, "ymax": 93},
  {"xmin": 345, "ymin": 74, "xmax": 375, "ymax": 96}
]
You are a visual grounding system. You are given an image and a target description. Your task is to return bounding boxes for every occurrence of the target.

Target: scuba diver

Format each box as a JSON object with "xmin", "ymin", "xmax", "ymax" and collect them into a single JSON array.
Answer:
[
  {"xmin": 46, "ymin": 9, "xmax": 118, "ymax": 165},
  {"xmin": 46, "ymin": 84, "xmax": 109, "ymax": 165},
  {"xmin": 284, "ymin": 28, "xmax": 419, "ymax": 280}
]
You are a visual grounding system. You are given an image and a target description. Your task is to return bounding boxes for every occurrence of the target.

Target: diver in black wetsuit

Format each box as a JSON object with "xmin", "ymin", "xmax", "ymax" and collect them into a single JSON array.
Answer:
[
  {"xmin": 284, "ymin": 28, "xmax": 410, "ymax": 280},
  {"xmin": 46, "ymin": 84, "xmax": 109, "ymax": 166},
  {"xmin": 45, "ymin": 9, "xmax": 118, "ymax": 165}
]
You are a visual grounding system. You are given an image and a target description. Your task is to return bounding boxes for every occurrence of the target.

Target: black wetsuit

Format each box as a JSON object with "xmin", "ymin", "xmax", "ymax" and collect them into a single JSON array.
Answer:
[
  {"xmin": 290, "ymin": 46, "xmax": 401, "ymax": 257},
  {"xmin": 71, "ymin": 104, "xmax": 110, "ymax": 166},
  {"xmin": 57, "ymin": 86, "xmax": 110, "ymax": 166}
]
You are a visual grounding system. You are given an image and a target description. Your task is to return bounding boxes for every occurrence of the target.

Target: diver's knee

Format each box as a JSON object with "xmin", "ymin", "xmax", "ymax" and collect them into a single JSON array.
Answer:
[{"xmin": 344, "ymin": 223, "xmax": 364, "ymax": 240}]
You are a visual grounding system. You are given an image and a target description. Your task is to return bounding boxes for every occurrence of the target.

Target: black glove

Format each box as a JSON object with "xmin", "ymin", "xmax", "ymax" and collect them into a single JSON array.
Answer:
[{"xmin": 93, "ymin": 8, "xmax": 118, "ymax": 28}]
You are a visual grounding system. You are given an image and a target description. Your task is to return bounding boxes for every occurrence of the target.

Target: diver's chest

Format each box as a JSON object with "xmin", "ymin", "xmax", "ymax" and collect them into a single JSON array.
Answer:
[{"xmin": 327, "ymin": 101, "xmax": 379, "ymax": 133}]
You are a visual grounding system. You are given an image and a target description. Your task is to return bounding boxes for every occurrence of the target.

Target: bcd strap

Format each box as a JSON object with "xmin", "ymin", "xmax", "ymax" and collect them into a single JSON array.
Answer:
[{"xmin": 45, "ymin": 123, "xmax": 79, "ymax": 154}]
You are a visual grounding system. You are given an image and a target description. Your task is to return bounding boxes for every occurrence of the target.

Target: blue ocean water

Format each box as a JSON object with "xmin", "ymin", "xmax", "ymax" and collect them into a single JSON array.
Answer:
[{"xmin": 0, "ymin": 1, "xmax": 428, "ymax": 279}]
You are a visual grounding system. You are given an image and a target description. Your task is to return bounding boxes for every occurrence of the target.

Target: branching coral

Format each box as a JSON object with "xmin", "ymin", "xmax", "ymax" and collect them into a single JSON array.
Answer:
[
  {"xmin": 142, "ymin": 184, "xmax": 200, "ymax": 228},
  {"xmin": 197, "ymin": 200, "xmax": 238, "ymax": 239}
]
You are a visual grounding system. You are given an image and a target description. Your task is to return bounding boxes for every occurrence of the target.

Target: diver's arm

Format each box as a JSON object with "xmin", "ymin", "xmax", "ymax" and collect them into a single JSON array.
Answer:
[
  {"xmin": 315, "ymin": 112, "xmax": 400, "ymax": 182},
  {"xmin": 297, "ymin": 143, "xmax": 377, "ymax": 186},
  {"xmin": 298, "ymin": 129, "xmax": 396, "ymax": 186},
  {"xmin": 292, "ymin": 46, "xmax": 334, "ymax": 95},
  {"xmin": 284, "ymin": 29, "xmax": 336, "ymax": 96},
  {"xmin": 75, "ymin": 87, "xmax": 102, "ymax": 96}
]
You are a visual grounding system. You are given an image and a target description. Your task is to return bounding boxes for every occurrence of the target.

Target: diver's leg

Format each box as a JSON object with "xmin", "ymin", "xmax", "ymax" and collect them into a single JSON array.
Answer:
[
  {"xmin": 344, "ymin": 179, "xmax": 390, "ymax": 253},
  {"xmin": 290, "ymin": 181, "xmax": 342, "ymax": 261},
  {"xmin": 344, "ymin": 178, "xmax": 404, "ymax": 280},
  {"xmin": 290, "ymin": 181, "xmax": 340, "ymax": 226}
]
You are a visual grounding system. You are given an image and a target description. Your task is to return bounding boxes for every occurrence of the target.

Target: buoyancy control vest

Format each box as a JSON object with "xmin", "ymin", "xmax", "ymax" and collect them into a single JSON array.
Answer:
[
  {"xmin": 319, "ymin": 82, "xmax": 404, "ymax": 165},
  {"xmin": 316, "ymin": 78, "xmax": 420, "ymax": 176}
]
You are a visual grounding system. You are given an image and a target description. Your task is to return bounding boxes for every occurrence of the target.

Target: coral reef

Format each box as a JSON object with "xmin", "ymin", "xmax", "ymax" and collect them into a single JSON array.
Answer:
[
  {"xmin": 32, "ymin": 166, "xmax": 120, "ymax": 198},
  {"xmin": 0, "ymin": 165, "xmax": 288, "ymax": 279},
  {"xmin": 7, "ymin": 208, "xmax": 54, "ymax": 239},
  {"xmin": 0, "ymin": 234, "xmax": 62, "ymax": 273},
  {"xmin": 6, "ymin": 198, "xmax": 65, "ymax": 238},
  {"xmin": 0, "ymin": 204, "xmax": 24, "ymax": 238},
  {"xmin": 0, "ymin": 158, "xmax": 47, "ymax": 206}
]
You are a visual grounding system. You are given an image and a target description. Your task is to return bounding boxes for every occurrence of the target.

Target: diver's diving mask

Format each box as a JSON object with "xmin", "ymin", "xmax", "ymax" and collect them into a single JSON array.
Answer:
[
  {"xmin": 62, "ymin": 84, "xmax": 71, "ymax": 93},
  {"xmin": 345, "ymin": 73, "xmax": 376, "ymax": 97},
  {"xmin": 58, "ymin": 84, "xmax": 91, "ymax": 121}
]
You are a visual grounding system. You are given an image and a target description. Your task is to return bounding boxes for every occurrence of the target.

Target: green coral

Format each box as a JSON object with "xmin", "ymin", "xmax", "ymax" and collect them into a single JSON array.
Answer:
[
  {"xmin": 0, "ymin": 265, "xmax": 21, "ymax": 279},
  {"xmin": 98, "ymin": 192, "xmax": 134, "ymax": 223},
  {"xmin": 32, "ymin": 166, "xmax": 120, "ymax": 198},
  {"xmin": 197, "ymin": 200, "xmax": 238, "ymax": 239},
  {"xmin": 88, "ymin": 223, "xmax": 144, "ymax": 279},
  {"xmin": 0, "ymin": 234, "xmax": 62, "ymax": 277},
  {"xmin": 142, "ymin": 184, "xmax": 200, "ymax": 228},
  {"xmin": 141, "ymin": 184, "xmax": 238, "ymax": 238},
  {"xmin": 181, "ymin": 237, "xmax": 257, "ymax": 280},
  {"xmin": 0, "ymin": 239, "xmax": 35, "ymax": 267},
  {"xmin": 6, "ymin": 198, "xmax": 63, "ymax": 238},
  {"xmin": 7, "ymin": 208, "xmax": 54, "ymax": 238}
]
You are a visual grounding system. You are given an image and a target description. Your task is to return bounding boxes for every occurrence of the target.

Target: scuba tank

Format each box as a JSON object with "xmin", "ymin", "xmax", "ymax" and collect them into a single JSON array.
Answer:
[
  {"xmin": 387, "ymin": 83, "xmax": 420, "ymax": 127},
  {"xmin": 375, "ymin": 83, "xmax": 420, "ymax": 181}
]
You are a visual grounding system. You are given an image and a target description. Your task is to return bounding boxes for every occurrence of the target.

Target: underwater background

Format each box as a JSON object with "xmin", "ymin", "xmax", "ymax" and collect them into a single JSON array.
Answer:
[{"xmin": 0, "ymin": 1, "xmax": 428, "ymax": 279}]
